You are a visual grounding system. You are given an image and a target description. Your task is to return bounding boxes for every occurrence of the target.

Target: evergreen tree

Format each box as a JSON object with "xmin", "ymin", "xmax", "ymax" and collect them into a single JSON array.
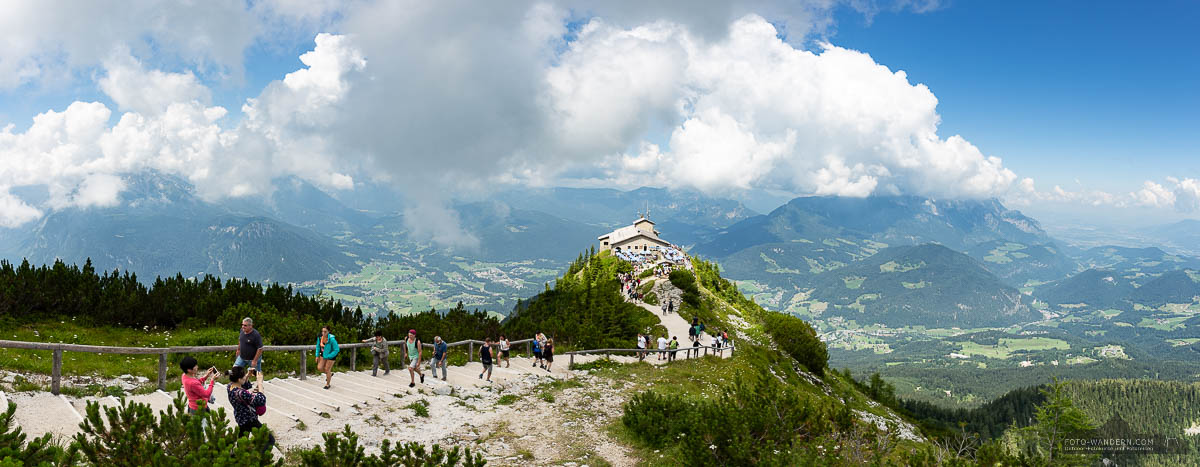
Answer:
[{"xmin": 1018, "ymin": 378, "xmax": 1096, "ymax": 465}]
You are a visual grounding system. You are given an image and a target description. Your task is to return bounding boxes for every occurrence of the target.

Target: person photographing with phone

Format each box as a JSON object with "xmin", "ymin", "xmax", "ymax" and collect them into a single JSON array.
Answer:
[
  {"xmin": 227, "ymin": 365, "xmax": 274, "ymax": 453},
  {"xmin": 180, "ymin": 356, "xmax": 217, "ymax": 414}
]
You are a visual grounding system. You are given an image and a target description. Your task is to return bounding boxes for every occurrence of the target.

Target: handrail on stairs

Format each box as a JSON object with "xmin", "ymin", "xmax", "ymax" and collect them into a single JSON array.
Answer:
[
  {"xmin": 0, "ymin": 337, "xmax": 533, "ymax": 395},
  {"xmin": 0, "ymin": 337, "xmax": 732, "ymax": 395},
  {"xmin": 563, "ymin": 343, "xmax": 735, "ymax": 366}
]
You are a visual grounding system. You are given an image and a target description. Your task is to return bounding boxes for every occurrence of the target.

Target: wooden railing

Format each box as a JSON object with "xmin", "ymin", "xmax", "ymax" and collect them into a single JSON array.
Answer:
[
  {"xmin": 0, "ymin": 337, "xmax": 732, "ymax": 395},
  {"xmin": 564, "ymin": 343, "xmax": 734, "ymax": 366},
  {"xmin": 0, "ymin": 337, "xmax": 539, "ymax": 395}
]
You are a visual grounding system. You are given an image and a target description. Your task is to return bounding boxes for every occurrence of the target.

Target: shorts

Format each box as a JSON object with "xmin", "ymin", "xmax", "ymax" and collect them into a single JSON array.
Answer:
[
  {"xmin": 533, "ymin": 350, "xmax": 542, "ymax": 359},
  {"xmin": 544, "ymin": 354, "xmax": 553, "ymax": 362},
  {"xmin": 481, "ymin": 363, "xmax": 493, "ymax": 372},
  {"xmin": 234, "ymin": 355, "xmax": 262, "ymax": 372},
  {"xmin": 501, "ymin": 349, "xmax": 510, "ymax": 358},
  {"xmin": 408, "ymin": 357, "xmax": 420, "ymax": 369}
]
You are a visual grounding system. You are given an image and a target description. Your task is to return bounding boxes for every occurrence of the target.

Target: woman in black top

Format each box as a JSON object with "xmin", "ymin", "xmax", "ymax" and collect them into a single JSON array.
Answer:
[{"xmin": 543, "ymin": 339, "xmax": 555, "ymax": 372}]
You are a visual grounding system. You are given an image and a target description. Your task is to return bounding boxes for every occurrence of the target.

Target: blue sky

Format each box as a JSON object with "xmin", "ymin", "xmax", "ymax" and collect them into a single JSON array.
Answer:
[{"xmin": 825, "ymin": 1, "xmax": 1199, "ymax": 195}]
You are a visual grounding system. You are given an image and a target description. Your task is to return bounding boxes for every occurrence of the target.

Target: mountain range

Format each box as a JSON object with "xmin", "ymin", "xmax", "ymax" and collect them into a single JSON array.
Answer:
[{"xmin": 2, "ymin": 170, "xmax": 1198, "ymax": 329}]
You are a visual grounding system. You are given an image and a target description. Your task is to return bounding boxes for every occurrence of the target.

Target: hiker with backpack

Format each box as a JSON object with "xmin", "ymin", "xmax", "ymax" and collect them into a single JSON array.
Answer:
[
  {"xmin": 668, "ymin": 336, "xmax": 679, "ymax": 361},
  {"xmin": 532, "ymin": 333, "xmax": 543, "ymax": 368},
  {"xmin": 403, "ymin": 329, "xmax": 425, "ymax": 388}
]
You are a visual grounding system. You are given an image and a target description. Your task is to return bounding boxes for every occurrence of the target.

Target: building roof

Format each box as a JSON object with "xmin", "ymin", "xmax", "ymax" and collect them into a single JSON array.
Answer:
[
  {"xmin": 634, "ymin": 216, "xmax": 655, "ymax": 226},
  {"xmin": 611, "ymin": 232, "xmax": 671, "ymax": 248},
  {"xmin": 598, "ymin": 225, "xmax": 644, "ymax": 243}
]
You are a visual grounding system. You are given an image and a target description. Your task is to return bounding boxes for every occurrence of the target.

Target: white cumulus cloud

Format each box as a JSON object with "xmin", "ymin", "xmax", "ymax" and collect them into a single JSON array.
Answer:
[
  {"xmin": 545, "ymin": 15, "xmax": 1016, "ymax": 199},
  {"xmin": 0, "ymin": 34, "xmax": 365, "ymax": 224},
  {"xmin": 99, "ymin": 50, "xmax": 212, "ymax": 116}
]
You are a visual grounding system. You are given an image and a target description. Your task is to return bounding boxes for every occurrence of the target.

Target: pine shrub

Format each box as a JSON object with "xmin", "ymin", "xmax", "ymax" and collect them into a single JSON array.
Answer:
[
  {"xmin": 297, "ymin": 425, "xmax": 485, "ymax": 467},
  {"xmin": 67, "ymin": 396, "xmax": 280, "ymax": 466},
  {"xmin": 623, "ymin": 374, "xmax": 834, "ymax": 465},
  {"xmin": 763, "ymin": 312, "xmax": 828, "ymax": 376},
  {"xmin": 621, "ymin": 391, "xmax": 696, "ymax": 447},
  {"xmin": 0, "ymin": 402, "xmax": 63, "ymax": 466}
]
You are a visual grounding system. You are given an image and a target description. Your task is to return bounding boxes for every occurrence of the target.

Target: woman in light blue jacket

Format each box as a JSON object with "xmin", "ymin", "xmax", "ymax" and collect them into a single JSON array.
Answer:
[{"xmin": 315, "ymin": 326, "xmax": 340, "ymax": 389}]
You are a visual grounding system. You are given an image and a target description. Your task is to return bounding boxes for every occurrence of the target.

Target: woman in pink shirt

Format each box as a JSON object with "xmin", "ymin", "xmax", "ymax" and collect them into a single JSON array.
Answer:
[{"xmin": 180, "ymin": 356, "xmax": 217, "ymax": 413}]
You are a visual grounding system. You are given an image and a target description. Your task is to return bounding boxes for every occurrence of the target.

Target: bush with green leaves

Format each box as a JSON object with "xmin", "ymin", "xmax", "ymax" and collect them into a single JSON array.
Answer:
[
  {"xmin": 568, "ymin": 358, "xmax": 622, "ymax": 372},
  {"xmin": 668, "ymin": 270, "xmax": 701, "ymax": 310},
  {"xmin": 621, "ymin": 390, "xmax": 696, "ymax": 447},
  {"xmin": 0, "ymin": 402, "xmax": 63, "ymax": 466},
  {"xmin": 67, "ymin": 396, "xmax": 280, "ymax": 466},
  {"xmin": 297, "ymin": 425, "xmax": 485, "ymax": 467},
  {"xmin": 762, "ymin": 312, "xmax": 828, "ymax": 376},
  {"xmin": 643, "ymin": 291, "xmax": 659, "ymax": 305},
  {"xmin": 623, "ymin": 373, "xmax": 836, "ymax": 465},
  {"xmin": 404, "ymin": 399, "xmax": 430, "ymax": 418}
]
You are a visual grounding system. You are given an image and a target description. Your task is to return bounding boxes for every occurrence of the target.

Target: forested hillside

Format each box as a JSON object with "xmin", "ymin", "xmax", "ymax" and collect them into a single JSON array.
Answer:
[
  {"xmin": 501, "ymin": 249, "xmax": 664, "ymax": 349},
  {"xmin": 806, "ymin": 244, "xmax": 1035, "ymax": 327}
]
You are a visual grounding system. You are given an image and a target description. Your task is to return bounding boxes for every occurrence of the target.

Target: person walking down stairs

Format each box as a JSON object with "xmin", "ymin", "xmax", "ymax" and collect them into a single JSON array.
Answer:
[{"xmin": 543, "ymin": 339, "xmax": 555, "ymax": 372}]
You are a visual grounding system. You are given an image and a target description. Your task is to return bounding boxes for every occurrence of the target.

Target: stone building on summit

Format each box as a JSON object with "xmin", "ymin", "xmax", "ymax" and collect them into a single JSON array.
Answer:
[{"xmin": 597, "ymin": 215, "xmax": 672, "ymax": 254}]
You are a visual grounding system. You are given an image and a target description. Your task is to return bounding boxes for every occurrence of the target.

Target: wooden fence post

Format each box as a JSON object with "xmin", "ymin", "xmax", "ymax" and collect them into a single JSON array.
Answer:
[
  {"xmin": 300, "ymin": 350, "xmax": 307, "ymax": 380},
  {"xmin": 350, "ymin": 348, "xmax": 356, "ymax": 372},
  {"xmin": 469, "ymin": 342, "xmax": 475, "ymax": 363},
  {"xmin": 527, "ymin": 341, "xmax": 532, "ymax": 357},
  {"xmin": 51, "ymin": 349, "xmax": 63, "ymax": 395},
  {"xmin": 569, "ymin": 353, "xmax": 574, "ymax": 367},
  {"xmin": 158, "ymin": 352, "xmax": 167, "ymax": 391}
]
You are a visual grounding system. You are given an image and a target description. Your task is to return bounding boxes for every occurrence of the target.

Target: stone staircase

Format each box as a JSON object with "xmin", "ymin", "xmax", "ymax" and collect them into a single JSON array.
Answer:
[{"xmin": 4, "ymin": 353, "xmax": 654, "ymax": 447}]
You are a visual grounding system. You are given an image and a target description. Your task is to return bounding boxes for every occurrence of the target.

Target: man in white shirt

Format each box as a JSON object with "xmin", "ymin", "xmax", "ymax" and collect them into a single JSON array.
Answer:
[
  {"xmin": 636, "ymin": 333, "xmax": 646, "ymax": 361},
  {"xmin": 657, "ymin": 335, "xmax": 668, "ymax": 361}
]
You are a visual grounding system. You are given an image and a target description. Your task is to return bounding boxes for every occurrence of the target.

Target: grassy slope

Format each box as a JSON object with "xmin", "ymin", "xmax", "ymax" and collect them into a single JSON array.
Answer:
[{"xmin": 598, "ymin": 258, "xmax": 936, "ymax": 464}]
